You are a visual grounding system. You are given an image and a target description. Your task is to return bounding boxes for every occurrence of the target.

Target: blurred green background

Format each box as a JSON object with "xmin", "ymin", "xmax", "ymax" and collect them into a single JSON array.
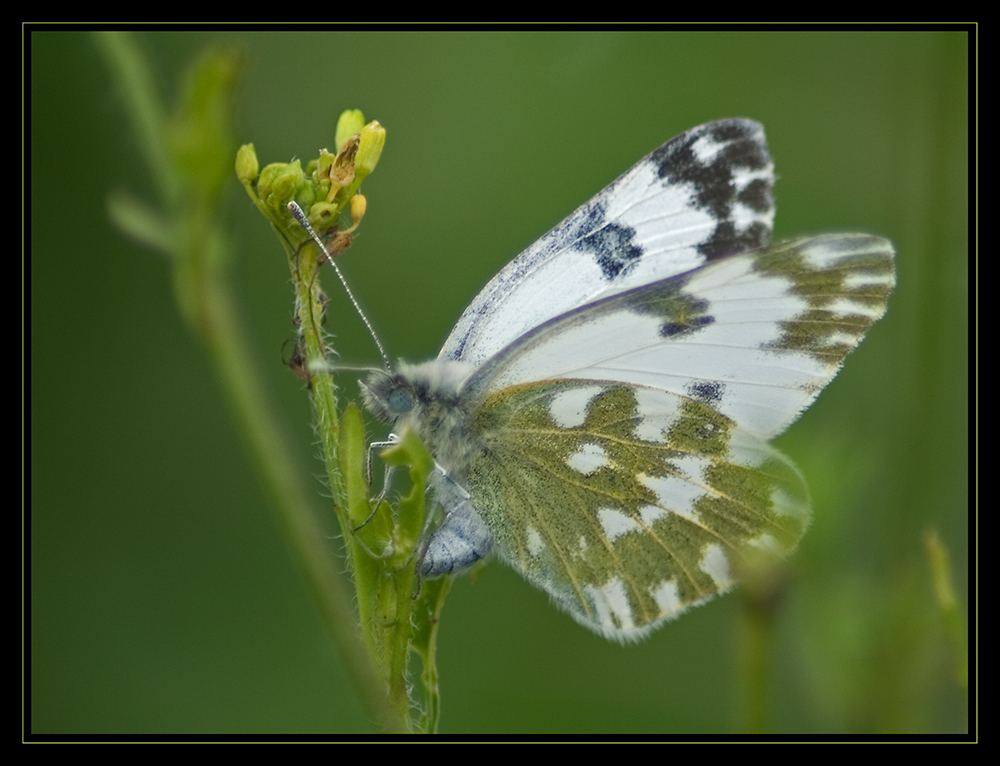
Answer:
[{"xmin": 29, "ymin": 30, "xmax": 969, "ymax": 735}]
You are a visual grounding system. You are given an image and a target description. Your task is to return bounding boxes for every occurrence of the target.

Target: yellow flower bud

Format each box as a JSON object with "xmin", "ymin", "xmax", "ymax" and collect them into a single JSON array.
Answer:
[
  {"xmin": 235, "ymin": 143, "xmax": 259, "ymax": 185},
  {"xmin": 335, "ymin": 109, "xmax": 366, "ymax": 153},
  {"xmin": 317, "ymin": 148, "xmax": 335, "ymax": 179},
  {"xmin": 258, "ymin": 160, "xmax": 308, "ymax": 214},
  {"xmin": 356, "ymin": 121, "xmax": 385, "ymax": 177},
  {"xmin": 350, "ymin": 194, "xmax": 367, "ymax": 226}
]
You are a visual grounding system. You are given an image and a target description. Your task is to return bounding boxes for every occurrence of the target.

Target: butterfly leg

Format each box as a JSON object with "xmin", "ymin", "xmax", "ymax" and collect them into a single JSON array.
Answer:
[
  {"xmin": 361, "ymin": 434, "xmax": 402, "ymax": 517},
  {"xmin": 418, "ymin": 468, "xmax": 495, "ymax": 578}
]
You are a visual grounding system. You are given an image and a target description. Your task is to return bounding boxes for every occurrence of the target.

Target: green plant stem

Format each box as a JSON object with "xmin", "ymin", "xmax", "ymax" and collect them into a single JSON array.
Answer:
[
  {"xmin": 412, "ymin": 576, "xmax": 452, "ymax": 733},
  {"xmin": 288, "ymin": 242, "xmax": 347, "ymax": 521},
  {"xmin": 197, "ymin": 266, "xmax": 404, "ymax": 733},
  {"xmin": 738, "ymin": 558, "xmax": 788, "ymax": 734},
  {"xmin": 288, "ymin": 241, "xmax": 419, "ymax": 730},
  {"xmin": 92, "ymin": 32, "xmax": 178, "ymax": 205},
  {"xmin": 925, "ymin": 529, "xmax": 968, "ymax": 692},
  {"xmin": 288, "ymin": 240, "xmax": 413, "ymax": 728},
  {"xmin": 740, "ymin": 600, "xmax": 772, "ymax": 733}
]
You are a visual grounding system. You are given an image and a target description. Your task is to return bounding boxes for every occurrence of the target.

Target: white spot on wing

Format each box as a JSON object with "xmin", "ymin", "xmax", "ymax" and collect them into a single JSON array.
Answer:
[
  {"xmin": 548, "ymin": 386, "xmax": 604, "ymax": 428},
  {"xmin": 585, "ymin": 578, "xmax": 634, "ymax": 630},
  {"xmin": 748, "ymin": 533, "xmax": 781, "ymax": 555},
  {"xmin": 732, "ymin": 164, "xmax": 772, "ymax": 193},
  {"xmin": 672, "ymin": 454, "xmax": 712, "ymax": 480},
  {"xmin": 700, "ymin": 543, "xmax": 732, "ymax": 587},
  {"xmin": 690, "ymin": 133, "xmax": 725, "ymax": 164},
  {"xmin": 527, "ymin": 526, "xmax": 545, "ymax": 557},
  {"xmin": 827, "ymin": 296, "xmax": 878, "ymax": 318},
  {"xmin": 633, "ymin": 419, "xmax": 667, "ymax": 443},
  {"xmin": 567, "ymin": 442, "xmax": 610, "ymax": 474},
  {"xmin": 638, "ymin": 459, "xmax": 711, "ymax": 523},
  {"xmin": 651, "ymin": 579, "xmax": 682, "ymax": 616},
  {"xmin": 770, "ymin": 483, "xmax": 808, "ymax": 520},
  {"xmin": 598, "ymin": 508, "xmax": 641, "ymax": 541},
  {"xmin": 844, "ymin": 271, "xmax": 894, "ymax": 291},
  {"xmin": 639, "ymin": 504, "xmax": 667, "ymax": 525},
  {"xmin": 633, "ymin": 387, "xmax": 681, "ymax": 441}
]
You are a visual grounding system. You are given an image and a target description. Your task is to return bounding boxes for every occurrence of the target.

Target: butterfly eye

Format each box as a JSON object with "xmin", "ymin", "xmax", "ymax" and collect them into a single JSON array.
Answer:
[{"xmin": 388, "ymin": 387, "xmax": 414, "ymax": 414}]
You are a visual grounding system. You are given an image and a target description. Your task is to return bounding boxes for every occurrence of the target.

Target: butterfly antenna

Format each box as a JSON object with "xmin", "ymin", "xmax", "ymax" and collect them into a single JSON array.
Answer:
[{"xmin": 287, "ymin": 201, "xmax": 393, "ymax": 372}]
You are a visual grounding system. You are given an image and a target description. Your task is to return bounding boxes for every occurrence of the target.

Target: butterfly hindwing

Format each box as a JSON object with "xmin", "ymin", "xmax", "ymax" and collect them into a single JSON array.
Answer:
[
  {"xmin": 464, "ymin": 379, "xmax": 809, "ymax": 640},
  {"xmin": 440, "ymin": 119, "xmax": 776, "ymax": 368}
]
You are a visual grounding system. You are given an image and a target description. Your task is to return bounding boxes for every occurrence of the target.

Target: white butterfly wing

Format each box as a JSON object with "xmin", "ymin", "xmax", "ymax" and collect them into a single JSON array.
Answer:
[
  {"xmin": 439, "ymin": 119, "xmax": 775, "ymax": 369},
  {"xmin": 467, "ymin": 234, "xmax": 895, "ymax": 440},
  {"xmin": 463, "ymin": 377, "xmax": 812, "ymax": 641},
  {"xmin": 456, "ymin": 234, "xmax": 893, "ymax": 639},
  {"xmin": 367, "ymin": 119, "xmax": 895, "ymax": 641}
]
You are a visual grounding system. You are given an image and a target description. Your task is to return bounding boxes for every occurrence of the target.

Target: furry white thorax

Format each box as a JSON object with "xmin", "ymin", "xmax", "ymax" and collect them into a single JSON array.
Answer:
[{"xmin": 363, "ymin": 359, "xmax": 480, "ymax": 481}]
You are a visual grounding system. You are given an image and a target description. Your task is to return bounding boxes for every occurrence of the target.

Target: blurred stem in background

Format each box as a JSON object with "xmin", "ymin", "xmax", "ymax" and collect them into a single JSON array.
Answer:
[{"xmin": 93, "ymin": 30, "xmax": 424, "ymax": 733}]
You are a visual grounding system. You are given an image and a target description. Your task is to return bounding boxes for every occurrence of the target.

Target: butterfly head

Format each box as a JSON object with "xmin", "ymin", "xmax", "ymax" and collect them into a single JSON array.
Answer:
[
  {"xmin": 362, "ymin": 359, "xmax": 483, "ymax": 482},
  {"xmin": 362, "ymin": 360, "xmax": 477, "ymax": 426},
  {"xmin": 361, "ymin": 368, "xmax": 415, "ymax": 425}
]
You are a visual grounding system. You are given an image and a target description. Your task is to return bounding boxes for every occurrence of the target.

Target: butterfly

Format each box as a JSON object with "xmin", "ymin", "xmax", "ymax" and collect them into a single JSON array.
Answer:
[{"xmin": 361, "ymin": 119, "xmax": 895, "ymax": 642}]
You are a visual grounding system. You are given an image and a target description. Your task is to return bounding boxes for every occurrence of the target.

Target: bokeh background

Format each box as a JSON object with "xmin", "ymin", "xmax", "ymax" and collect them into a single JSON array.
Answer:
[{"xmin": 29, "ymin": 30, "xmax": 969, "ymax": 735}]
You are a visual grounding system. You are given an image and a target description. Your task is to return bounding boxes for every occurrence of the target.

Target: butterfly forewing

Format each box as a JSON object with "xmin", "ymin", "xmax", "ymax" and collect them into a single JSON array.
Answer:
[
  {"xmin": 469, "ymin": 234, "xmax": 895, "ymax": 440},
  {"xmin": 465, "ymin": 379, "xmax": 810, "ymax": 640},
  {"xmin": 441, "ymin": 119, "xmax": 775, "ymax": 368}
]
